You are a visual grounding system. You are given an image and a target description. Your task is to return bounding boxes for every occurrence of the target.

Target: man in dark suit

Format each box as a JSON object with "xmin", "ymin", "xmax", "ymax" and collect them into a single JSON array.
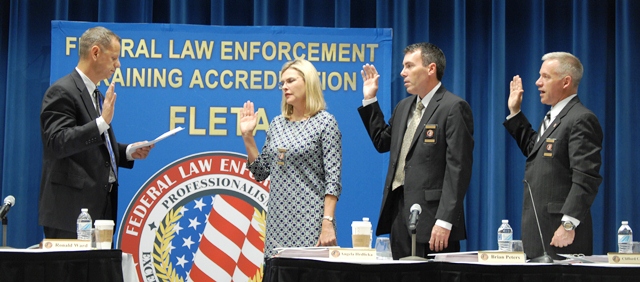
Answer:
[
  {"xmin": 39, "ymin": 26, "xmax": 153, "ymax": 239},
  {"xmin": 504, "ymin": 52, "xmax": 602, "ymax": 260},
  {"xmin": 358, "ymin": 42, "xmax": 474, "ymax": 259}
]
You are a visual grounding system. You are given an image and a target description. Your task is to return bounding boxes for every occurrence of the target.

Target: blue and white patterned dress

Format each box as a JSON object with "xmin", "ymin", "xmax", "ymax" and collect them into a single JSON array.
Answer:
[{"xmin": 247, "ymin": 110, "xmax": 342, "ymax": 258}]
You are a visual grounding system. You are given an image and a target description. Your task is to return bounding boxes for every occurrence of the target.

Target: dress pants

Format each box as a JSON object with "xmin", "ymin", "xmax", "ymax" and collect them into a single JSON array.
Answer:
[{"xmin": 389, "ymin": 186, "xmax": 460, "ymax": 259}]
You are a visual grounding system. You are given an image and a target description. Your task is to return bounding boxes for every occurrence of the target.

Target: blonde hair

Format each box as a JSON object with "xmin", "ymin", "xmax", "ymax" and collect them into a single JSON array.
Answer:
[{"xmin": 280, "ymin": 59, "xmax": 326, "ymax": 119}]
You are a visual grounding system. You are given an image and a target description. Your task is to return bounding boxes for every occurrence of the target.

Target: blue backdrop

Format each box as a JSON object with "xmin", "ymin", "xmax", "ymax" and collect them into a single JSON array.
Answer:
[
  {"xmin": 2, "ymin": 0, "xmax": 640, "ymax": 257},
  {"xmin": 48, "ymin": 21, "xmax": 393, "ymax": 252}
]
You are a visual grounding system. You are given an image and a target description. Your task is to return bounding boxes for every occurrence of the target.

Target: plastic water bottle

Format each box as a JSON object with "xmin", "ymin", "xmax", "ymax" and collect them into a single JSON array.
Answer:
[
  {"xmin": 77, "ymin": 208, "xmax": 92, "ymax": 240},
  {"xmin": 497, "ymin": 219, "xmax": 513, "ymax": 252},
  {"xmin": 618, "ymin": 221, "xmax": 633, "ymax": 253}
]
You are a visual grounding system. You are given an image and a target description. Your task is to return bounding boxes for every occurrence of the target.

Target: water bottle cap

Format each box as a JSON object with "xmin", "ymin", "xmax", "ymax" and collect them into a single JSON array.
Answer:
[
  {"xmin": 81, "ymin": 208, "xmax": 88, "ymax": 212},
  {"xmin": 622, "ymin": 221, "xmax": 629, "ymax": 225},
  {"xmin": 502, "ymin": 219, "xmax": 509, "ymax": 223},
  {"xmin": 363, "ymin": 217, "xmax": 369, "ymax": 222}
]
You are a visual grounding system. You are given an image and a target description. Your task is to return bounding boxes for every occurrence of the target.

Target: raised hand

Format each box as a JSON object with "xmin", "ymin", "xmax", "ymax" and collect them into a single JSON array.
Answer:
[
  {"xmin": 102, "ymin": 82, "xmax": 117, "ymax": 124},
  {"xmin": 240, "ymin": 100, "xmax": 257, "ymax": 136},
  {"xmin": 361, "ymin": 64, "xmax": 380, "ymax": 100},
  {"xmin": 508, "ymin": 75, "xmax": 524, "ymax": 116}
]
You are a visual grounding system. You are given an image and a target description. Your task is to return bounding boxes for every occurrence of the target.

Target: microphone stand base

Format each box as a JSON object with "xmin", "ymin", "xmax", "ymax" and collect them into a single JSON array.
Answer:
[
  {"xmin": 399, "ymin": 255, "xmax": 429, "ymax": 261},
  {"xmin": 528, "ymin": 254, "xmax": 554, "ymax": 263}
]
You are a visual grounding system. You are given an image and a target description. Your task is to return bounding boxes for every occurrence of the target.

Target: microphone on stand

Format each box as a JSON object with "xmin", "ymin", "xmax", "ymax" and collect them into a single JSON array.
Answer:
[
  {"xmin": 1, "ymin": 195, "xmax": 15, "ymax": 248},
  {"xmin": 0, "ymin": 195, "xmax": 15, "ymax": 219},
  {"xmin": 400, "ymin": 204, "xmax": 428, "ymax": 261},
  {"xmin": 523, "ymin": 180, "xmax": 554, "ymax": 263},
  {"xmin": 409, "ymin": 204, "xmax": 422, "ymax": 231}
]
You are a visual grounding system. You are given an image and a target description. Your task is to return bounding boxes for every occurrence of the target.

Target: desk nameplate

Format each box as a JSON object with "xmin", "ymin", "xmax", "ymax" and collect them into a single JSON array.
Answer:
[
  {"xmin": 478, "ymin": 251, "xmax": 526, "ymax": 263},
  {"xmin": 275, "ymin": 247, "xmax": 376, "ymax": 261},
  {"xmin": 41, "ymin": 239, "xmax": 91, "ymax": 250},
  {"xmin": 607, "ymin": 252, "xmax": 640, "ymax": 264},
  {"xmin": 328, "ymin": 248, "xmax": 376, "ymax": 261}
]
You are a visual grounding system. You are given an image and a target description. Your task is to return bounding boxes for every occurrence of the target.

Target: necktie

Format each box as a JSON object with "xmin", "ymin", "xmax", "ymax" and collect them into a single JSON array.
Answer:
[
  {"xmin": 538, "ymin": 112, "xmax": 551, "ymax": 142},
  {"xmin": 94, "ymin": 89, "xmax": 118, "ymax": 180},
  {"xmin": 392, "ymin": 101, "xmax": 425, "ymax": 190}
]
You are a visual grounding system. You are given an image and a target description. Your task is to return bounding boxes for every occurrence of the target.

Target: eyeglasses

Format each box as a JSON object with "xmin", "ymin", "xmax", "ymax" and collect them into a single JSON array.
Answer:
[{"xmin": 278, "ymin": 77, "xmax": 301, "ymax": 90}]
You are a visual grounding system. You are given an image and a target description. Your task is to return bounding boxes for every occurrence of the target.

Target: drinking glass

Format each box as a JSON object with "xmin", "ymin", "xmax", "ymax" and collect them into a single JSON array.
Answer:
[
  {"xmin": 510, "ymin": 240, "xmax": 523, "ymax": 252},
  {"xmin": 375, "ymin": 237, "xmax": 393, "ymax": 260}
]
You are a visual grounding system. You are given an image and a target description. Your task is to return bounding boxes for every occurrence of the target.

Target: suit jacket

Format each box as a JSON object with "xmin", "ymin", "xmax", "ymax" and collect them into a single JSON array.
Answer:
[
  {"xmin": 358, "ymin": 85, "xmax": 474, "ymax": 243},
  {"xmin": 39, "ymin": 69, "xmax": 134, "ymax": 233},
  {"xmin": 504, "ymin": 96, "xmax": 602, "ymax": 259}
]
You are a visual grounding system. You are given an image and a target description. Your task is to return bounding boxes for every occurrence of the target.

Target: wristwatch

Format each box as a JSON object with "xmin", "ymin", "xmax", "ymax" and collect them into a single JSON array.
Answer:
[
  {"xmin": 322, "ymin": 215, "xmax": 334, "ymax": 223},
  {"xmin": 562, "ymin": 220, "xmax": 575, "ymax": 231}
]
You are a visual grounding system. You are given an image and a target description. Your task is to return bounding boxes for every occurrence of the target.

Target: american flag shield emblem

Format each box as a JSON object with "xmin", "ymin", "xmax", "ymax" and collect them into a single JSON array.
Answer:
[
  {"xmin": 186, "ymin": 194, "xmax": 266, "ymax": 281},
  {"xmin": 118, "ymin": 152, "xmax": 270, "ymax": 282}
]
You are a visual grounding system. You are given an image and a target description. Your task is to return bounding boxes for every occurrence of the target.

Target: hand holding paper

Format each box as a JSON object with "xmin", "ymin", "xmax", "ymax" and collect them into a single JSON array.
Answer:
[
  {"xmin": 130, "ymin": 127, "xmax": 184, "ymax": 151},
  {"xmin": 131, "ymin": 142, "xmax": 154, "ymax": 159}
]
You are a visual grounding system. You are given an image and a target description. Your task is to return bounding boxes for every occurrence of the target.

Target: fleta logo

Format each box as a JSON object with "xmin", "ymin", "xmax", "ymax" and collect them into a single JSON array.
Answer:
[{"xmin": 117, "ymin": 151, "xmax": 270, "ymax": 282}]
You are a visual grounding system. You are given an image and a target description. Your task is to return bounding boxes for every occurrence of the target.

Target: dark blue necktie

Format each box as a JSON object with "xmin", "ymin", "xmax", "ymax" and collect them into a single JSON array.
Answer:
[{"xmin": 94, "ymin": 89, "xmax": 118, "ymax": 180}]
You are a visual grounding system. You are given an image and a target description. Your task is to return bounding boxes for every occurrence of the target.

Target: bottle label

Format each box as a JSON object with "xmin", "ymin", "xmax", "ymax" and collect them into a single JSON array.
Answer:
[
  {"xmin": 78, "ymin": 223, "xmax": 91, "ymax": 230},
  {"xmin": 498, "ymin": 233, "xmax": 512, "ymax": 241},
  {"xmin": 619, "ymin": 234, "xmax": 632, "ymax": 243}
]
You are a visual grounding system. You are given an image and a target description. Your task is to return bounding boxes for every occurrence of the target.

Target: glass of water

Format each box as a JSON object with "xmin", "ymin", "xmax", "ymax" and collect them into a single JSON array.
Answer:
[
  {"xmin": 510, "ymin": 240, "xmax": 523, "ymax": 252},
  {"xmin": 375, "ymin": 237, "xmax": 393, "ymax": 260}
]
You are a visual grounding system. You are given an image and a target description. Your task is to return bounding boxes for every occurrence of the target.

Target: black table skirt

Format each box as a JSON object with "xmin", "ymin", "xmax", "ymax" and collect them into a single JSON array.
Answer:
[
  {"xmin": 0, "ymin": 249, "xmax": 123, "ymax": 282},
  {"xmin": 264, "ymin": 257, "xmax": 640, "ymax": 282}
]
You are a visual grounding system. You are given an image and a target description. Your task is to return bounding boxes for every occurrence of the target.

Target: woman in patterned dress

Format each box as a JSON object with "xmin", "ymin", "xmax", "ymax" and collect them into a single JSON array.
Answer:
[{"xmin": 240, "ymin": 59, "xmax": 342, "ymax": 259}]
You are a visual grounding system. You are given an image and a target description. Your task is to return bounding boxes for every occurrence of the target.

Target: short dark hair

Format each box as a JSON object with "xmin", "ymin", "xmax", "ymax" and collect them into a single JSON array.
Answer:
[
  {"xmin": 404, "ymin": 42, "xmax": 446, "ymax": 81},
  {"xmin": 78, "ymin": 26, "xmax": 120, "ymax": 58}
]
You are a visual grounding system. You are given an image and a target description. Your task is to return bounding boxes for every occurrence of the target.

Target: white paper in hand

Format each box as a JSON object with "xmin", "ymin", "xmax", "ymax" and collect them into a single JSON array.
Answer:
[{"xmin": 130, "ymin": 127, "xmax": 184, "ymax": 150}]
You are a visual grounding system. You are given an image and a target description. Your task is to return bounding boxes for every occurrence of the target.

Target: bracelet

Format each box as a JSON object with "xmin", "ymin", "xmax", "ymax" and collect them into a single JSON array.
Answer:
[{"xmin": 322, "ymin": 215, "xmax": 334, "ymax": 223}]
